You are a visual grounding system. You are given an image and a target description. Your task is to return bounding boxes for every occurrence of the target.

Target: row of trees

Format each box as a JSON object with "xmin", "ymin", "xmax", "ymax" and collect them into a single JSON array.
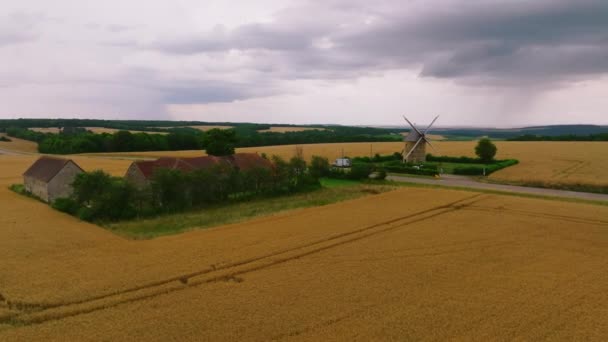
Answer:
[
  {"xmin": 5, "ymin": 125, "xmax": 403, "ymax": 155},
  {"xmin": 507, "ymin": 133, "xmax": 608, "ymax": 141},
  {"xmin": 54, "ymin": 155, "xmax": 330, "ymax": 222},
  {"xmin": 5, "ymin": 127, "xmax": 237, "ymax": 155}
]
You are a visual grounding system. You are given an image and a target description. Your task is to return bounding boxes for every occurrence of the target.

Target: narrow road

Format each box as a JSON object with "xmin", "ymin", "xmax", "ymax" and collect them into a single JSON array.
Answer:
[{"xmin": 387, "ymin": 174, "xmax": 608, "ymax": 202}]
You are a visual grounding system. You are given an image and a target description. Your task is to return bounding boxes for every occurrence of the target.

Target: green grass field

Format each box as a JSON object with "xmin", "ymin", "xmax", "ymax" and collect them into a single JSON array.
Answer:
[
  {"xmin": 422, "ymin": 161, "xmax": 488, "ymax": 173},
  {"xmin": 319, "ymin": 178, "xmax": 361, "ymax": 187}
]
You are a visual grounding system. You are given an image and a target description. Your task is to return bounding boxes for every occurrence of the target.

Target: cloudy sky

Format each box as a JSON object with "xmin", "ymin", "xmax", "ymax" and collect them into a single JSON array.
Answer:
[{"xmin": 1, "ymin": 0, "xmax": 607, "ymax": 127}]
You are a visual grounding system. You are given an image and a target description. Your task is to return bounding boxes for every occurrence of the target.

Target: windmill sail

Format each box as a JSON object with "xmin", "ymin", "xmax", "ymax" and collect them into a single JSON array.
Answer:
[{"xmin": 402, "ymin": 115, "xmax": 439, "ymax": 163}]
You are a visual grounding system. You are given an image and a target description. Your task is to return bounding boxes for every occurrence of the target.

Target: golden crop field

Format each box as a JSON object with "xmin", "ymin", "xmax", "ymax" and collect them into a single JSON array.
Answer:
[
  {"xmin": 168, "ymin": 125, "xmax": 233, "ymax": 131},
  {"xmin": 29, "ymin": 127, "xmax": 168, "ymax": 135},
  {"xmin": 258, "ymin": 126, "xmax": 326, "ymax": 133},
  {"xmin": 0, "ymin": 153, "xmax": 607, "ymax": 340},
  {"xmin": 27, "ymin": 127, "xmax": 61, "ymax": 133},
  {"xmin": 435, "ymin": 141, "xmax": 608, "ymax": 186},
  {"xmin": 0, "ymin": 134, "xmax": 38, "ymax": 154},
  {"xmin": 84, "ymin": 141, "xmax": 608, "ymax": 187}
]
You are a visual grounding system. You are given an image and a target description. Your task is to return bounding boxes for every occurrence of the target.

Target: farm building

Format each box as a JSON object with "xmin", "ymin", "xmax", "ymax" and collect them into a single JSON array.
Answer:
[
  {"xmin": 23, "ymin": 156, "xmax": 84, "ymax": 203},
  {"xmin": 125, "ymin": 153, "xmax": 273, "ymax": 187},
  {"xmin": 333, "ymin": 158, "xmax": 351, "ymax": 167}
]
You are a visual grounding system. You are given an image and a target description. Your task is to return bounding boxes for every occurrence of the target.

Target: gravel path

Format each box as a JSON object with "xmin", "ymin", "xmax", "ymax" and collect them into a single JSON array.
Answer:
[{"xmin": 387, "ymin": 174, "xmax": 608, "ymax": 202}]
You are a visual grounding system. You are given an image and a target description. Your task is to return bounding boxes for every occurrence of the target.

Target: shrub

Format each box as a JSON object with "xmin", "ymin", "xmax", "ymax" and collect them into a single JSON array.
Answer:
[
  {"xmin": 52, "ymin": 198, "xmax": 80, "ymax": 215},
  {"xmin": 383, "ymin": 165, "xmax": 438, "ymax": 176},
  {"xmin": 426, "ymin": 154, "xmax": 481, "ymax": 163},
  {"xmin": 9, "ymin": 184, "xmax": 25, "ymax": 194},
  {"xmin": 309, "ymin": 155, "xmax": 330, "ymax": 179},
  {"xmin": 374, "ymin": 168, "xmax": 387, "ymax": 180},
  {"xmin": 0, "ymin": 136, "xmax": 11, "ymax": 142},
  {"xmin": 353, "ymin": 153, "xmax": 401, "ymax": 163},
  {"xmin": 349, "ymin": 163, "xmax": 373, "ymax": 180},
  {"xmin": 453, "ymin": 159, "xmax": 518, "ymax": 175}
]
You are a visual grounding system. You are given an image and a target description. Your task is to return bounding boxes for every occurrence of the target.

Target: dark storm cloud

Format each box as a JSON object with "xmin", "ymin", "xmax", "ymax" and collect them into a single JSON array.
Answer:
[{"xmin": 152, "ymin": 0, "xmax": 608, "ymax": 86}]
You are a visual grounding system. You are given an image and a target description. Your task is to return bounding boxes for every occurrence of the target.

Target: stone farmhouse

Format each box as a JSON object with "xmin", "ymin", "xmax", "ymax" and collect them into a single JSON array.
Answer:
[
  {"xmin": 125, "ymin": 153, "xmax": 273, "ymax": 188},
  {"xmin": 23, "ymin": 156, "xmax": 84, "ymax": 203}
]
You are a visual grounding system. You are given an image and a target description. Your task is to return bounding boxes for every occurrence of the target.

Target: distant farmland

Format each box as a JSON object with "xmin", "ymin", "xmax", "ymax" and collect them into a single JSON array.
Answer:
[
  {"xmin": 83, "ymin": 141, "xmax": 608, "ymax": 189},
  {"xmin": 257, "ymin": 126, "xmax": 327, "ymax": 133},
  {"xmin": 29, "ymin": 127, "xmax": 169, "ymax": 135}
]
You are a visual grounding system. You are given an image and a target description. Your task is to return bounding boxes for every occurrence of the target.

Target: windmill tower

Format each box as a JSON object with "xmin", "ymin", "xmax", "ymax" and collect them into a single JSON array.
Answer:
[{"xmin": 402, "ymin": 115, "xmax": 439, "ymax": 163}]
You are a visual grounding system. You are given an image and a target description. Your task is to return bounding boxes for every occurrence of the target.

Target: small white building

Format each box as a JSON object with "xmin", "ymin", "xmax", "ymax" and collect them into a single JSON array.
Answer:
[{"xmin": 333, "ymin": 158, "xmax": 351, "ymax": 167}]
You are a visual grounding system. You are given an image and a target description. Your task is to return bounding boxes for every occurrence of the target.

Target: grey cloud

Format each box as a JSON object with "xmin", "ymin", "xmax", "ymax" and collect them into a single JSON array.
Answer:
[
  {"xmin": 106, "ymin": 24, "xmax": 132, "ymax": 32},
  {"xmin": 161, "ymin": 81, "xmax": 273, "ymax": 104},
  {"xmin": 151, "ymin": 0, "xmax": 608, "ymax": 87},
  {"xmin": 340, "ymin": 0, "xmax": 608, "ymax": 84},
  {"xmin": 0, "ymin": 11, "xmax": 42, "ymax": 46},
  {"xmin": 114, "ymin": 68, "xmax": 278, "ymax": 105},
  {"xmin": 153, "ymin": 21, "xmax": 325, "ymax": 54}
]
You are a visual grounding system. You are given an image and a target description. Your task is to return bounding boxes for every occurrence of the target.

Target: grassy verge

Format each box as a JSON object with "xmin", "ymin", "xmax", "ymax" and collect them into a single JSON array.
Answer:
[
  {"xmin": 387, "ymin": 172, "xmax": 437, "ymax": 179},
  {"xmin": 482, "ymin": 179, "xmax": 608, "ymax": 195},
  {"xmin": 377, "ymin": 180, "xmax": 608, "ymax": 207},
  {"xmin": 105, "ymin": 183, "xmax": 395, "ymax": 239},
  {"xmin": 319, "ymin": 177, "xmax": 362, "ymax": 187},
  {"xmin": 8, "ymin": 184, "xmax": 45, "ymax": 203},
  {"xmin": 423, "ymin": 161, "xmax": 487, "ymax": 173}
]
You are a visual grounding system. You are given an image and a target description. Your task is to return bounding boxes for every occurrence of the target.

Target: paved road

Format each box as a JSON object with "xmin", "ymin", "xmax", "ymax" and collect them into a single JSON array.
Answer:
[{"xmin": 387, "ymin": 174, "xmax": 608, "ymax": 202}]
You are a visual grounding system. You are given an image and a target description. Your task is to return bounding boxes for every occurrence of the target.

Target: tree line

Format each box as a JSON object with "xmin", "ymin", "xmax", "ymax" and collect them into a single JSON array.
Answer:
[
  {"xmin": 507, "ymin": 133, "xmax": 608, "ymax": 141},
  {"xmin": 53, "ymin": 154, "xmax": 331, "ymax": 222},
  {"xmin": 4, "ymin": 125, "xmax": 403, "ymax": 154}
]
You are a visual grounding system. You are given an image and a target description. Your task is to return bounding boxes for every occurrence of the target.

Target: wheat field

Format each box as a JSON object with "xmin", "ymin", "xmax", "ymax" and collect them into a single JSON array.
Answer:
[
  {"xmin": 0, "ymin": 134, "xmax": 38, "ymax": 154},
  {"xmin": 28, "ymin": 127, "xmax": 169, "ymax": 135},
  {"xmin": 84, "ymin": 141, "xmax": 608, "ymax": 187},
  {"xmin": 258, "ymin": 126, "xmax": 327, "ymax": 133},
  {"xmin": 0, "ymin": 153, "xmax": 607, "ymax": 340}
]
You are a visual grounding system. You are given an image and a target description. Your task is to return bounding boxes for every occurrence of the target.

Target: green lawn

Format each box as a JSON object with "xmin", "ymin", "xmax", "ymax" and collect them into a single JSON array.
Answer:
[
  {"xmin": 422, "ymin": 161, "xmax": 489, "ymax": 173},
  {"xmin": 319, "ymin": 177, "xmax": 361, "ymax": 187},
  {"xmin": 105, "ymin": 183, "xmax": 395, "ymax": 239}
]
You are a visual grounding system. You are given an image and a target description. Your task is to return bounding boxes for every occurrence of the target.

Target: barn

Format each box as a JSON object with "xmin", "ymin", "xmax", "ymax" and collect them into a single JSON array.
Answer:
[
  {"xmin": 23, "ymin": 156, "xmax": 84, "ymax": 203},
  {"xmin": 125, "ymin": 153, "xmax": 273, "ymax": 187}
]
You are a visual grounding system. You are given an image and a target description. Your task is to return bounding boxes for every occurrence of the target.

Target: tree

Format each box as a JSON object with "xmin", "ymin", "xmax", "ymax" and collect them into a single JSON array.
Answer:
[
  {"xmin": 309, "ymin": 155, "xmax": 330, "ymax": 179},
  {"xmin": 72, "ymin": 170, "xmax": 112, "ymax": 205},
  {"xmin": 475, "ymin": 138, "xmax": 497, "ymax": 163},
  {"xmin": 203, "ymin": 128, "xmax": 237, "ymax": 156},
  {"xmin": 70, "ymin": 170, "xmax": 137, "ymax": 221},
  {"xmin": 111, "ymin": 130, "xmax": 135, "ymax": 152},
  {"xmin": 349, "ymin": 163, "xmax": 372, "ymax": 180},
  {"xmin": 150, "ymin": 168, "xmax": 190, "ymax": 211}
]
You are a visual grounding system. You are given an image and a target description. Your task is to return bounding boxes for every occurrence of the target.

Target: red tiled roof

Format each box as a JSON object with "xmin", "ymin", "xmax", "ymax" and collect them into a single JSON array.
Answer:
[
  {"xmin": 182, "ymin": 156, "xmax": 225, "ymax": 169},
  {"xmin": 133, "ymin": 157, "xmax": 196, "ymax": 178},
  {"xmin": 224, "ymin": 153, "xmax": 274, "ymax": 171},
  {"xmin": 132, "ymin": 153, "xmax": 272, "ymax": 180},
  {"xmin": 23, "ymin": 156, "xmax": 83, "ymax": 182}
]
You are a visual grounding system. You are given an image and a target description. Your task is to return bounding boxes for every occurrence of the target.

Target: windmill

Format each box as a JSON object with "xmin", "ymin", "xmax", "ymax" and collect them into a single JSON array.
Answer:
[{"xmin": 402, "ymin": 115, "xmax": 439, "ymax": 163}]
